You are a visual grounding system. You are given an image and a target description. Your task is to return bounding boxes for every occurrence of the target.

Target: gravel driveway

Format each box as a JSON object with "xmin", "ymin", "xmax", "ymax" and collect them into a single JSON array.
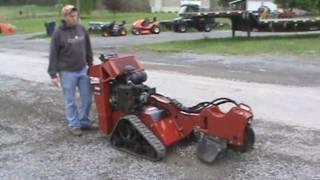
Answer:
[{"xmin": 0, "ymin": 32, "xmax": 320, "ymax": 179}]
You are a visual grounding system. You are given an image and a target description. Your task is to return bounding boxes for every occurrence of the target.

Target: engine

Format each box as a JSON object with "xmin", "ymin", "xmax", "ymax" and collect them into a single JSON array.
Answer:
[{"xmin": 110, "ymin": 65, "xmax": 154, "ymax": 113}]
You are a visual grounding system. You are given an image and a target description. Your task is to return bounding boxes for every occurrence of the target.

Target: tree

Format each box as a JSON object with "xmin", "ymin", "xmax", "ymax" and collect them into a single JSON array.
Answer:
[
  {"xmin": 0, "ymin": 0, "xmax": 58, "ymax": 5},
  {"xmin": 103, "ymin": 0, "xmax": 127, "ymax": 18},
  {"xmin": 218, "ymin": 0, "xmax": 319, "ymax": 13},
  {"xmin": 103, "ymin": 0, "xmax": 150, "ymax": 12},
  {"xmin": 126, "ymin": 0, "xmax": 150, "ymax": 12},
  {"xmin": 61, "ymin": 0, "xmax": 96, "ymax": 15},
  {"xmin": 275, "ymin": 0, "xmax": 320, "ymax": 12}
]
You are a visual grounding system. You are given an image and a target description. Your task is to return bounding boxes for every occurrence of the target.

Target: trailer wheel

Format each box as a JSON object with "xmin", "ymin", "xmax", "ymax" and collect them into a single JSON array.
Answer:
[
  {"xmin": 203, "ymin": 23, "xmax": 213, "ymax": 32},
  {"xmin": 177, "ymin": 24, "xmax": 187, "ymax": 33},
  {"xmin": 242, "ymin": 11, "xmax": 250, "ymax": 21},
  {"xmin": 151, "ymin": 25, "xmax": 160, "ymax": 34}
]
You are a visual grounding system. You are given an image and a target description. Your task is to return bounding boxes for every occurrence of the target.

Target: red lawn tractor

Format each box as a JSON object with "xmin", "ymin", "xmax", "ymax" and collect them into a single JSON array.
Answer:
[
  {"xmin": 0, "ymin": 22, "xmax": 16, "ymax": 35},
  {"xmin": 89, "ymin": 54, "xmax": 255, "ymax": 163},
  {"xmin": 131, "ymin": 17, "xmax": 161, "ymax": 35}
]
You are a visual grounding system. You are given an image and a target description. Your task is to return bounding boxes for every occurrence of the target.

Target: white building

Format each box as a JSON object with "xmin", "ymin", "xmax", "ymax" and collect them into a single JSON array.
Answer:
[
  {"xmin": 247, "ymin": 0, "xmax": 277, "ymax": 12},
  {"xmin": 229, "ymin": 0, "xmax": 278, "ymax": 12},
  {"xmin": 150, "ymin": 0, "xmax": 180, "ymax": 12}
]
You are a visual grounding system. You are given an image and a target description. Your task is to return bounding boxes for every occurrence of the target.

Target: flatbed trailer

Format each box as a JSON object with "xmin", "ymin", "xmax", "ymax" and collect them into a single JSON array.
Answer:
[
  {"xmin": 230, "ymin": 13, "xmax": 320, "ymax": 37},
  {"xmin": 161, "ymin": 8, "xmax": 320, "ymax": 37}
]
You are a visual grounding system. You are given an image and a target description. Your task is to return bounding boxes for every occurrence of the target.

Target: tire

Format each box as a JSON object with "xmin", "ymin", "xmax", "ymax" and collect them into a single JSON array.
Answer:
[
  {"xmin": 229, "ymin": 125, "xmax": 255, "ymax": 153},
  {"xmin": 101, "ymin": 32, "xmax": 109, "ymax": 37},
  {"xmin": 151, "ymin": 25, "xmax": 160, "ymax": 34},
  {"xmin": 177, "ymin": 24, "xmax": 187, "ymax": 33},
  {"xmin": 120, "ymin": 28, "xmax": 128, "ymax": 36},
  {"xmin": 242, "ymin": 11, "xmax": 250, "ymax": 21},
  {"xmin": 132, "ymin": 28, "xmax": 140, "ymax": 35},
  {"xmin": 203, "ymin": 23, "xmax": 213, "ymax": 32}
]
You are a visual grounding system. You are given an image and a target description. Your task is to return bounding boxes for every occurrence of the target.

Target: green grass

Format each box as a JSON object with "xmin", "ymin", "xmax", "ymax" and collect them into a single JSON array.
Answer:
[
  {"xmin": 138, "ymin": 35, "xmax": 320, "ymax": 57},
  {"xmin": 0, "ymin": 5, "xmax": 58, "ymax": 19},
  {"xmin": 0, "ymin": 5, "xmax": 59, "ymax": 33},
  {"xmin": 0, "ymin": 5, "xmax": 176, "ymax": 34}
]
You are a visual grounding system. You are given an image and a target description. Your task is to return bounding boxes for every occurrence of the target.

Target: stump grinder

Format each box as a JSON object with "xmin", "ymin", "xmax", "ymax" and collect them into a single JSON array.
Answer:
[{"xmin": 89, "ymin": 54, "xmax": 255, "ymax": 163}]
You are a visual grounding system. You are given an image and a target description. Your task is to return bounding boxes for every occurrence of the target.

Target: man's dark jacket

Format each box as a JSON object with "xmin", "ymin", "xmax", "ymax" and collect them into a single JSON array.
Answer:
[{"xmin": 48, "ymin": 21, "xmax": 93, "ymax": 78}]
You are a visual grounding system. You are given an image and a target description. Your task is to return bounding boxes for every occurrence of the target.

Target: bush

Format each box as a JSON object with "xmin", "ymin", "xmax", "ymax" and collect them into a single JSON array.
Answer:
[{"xmin": 103, "ymin": 0, "xmax": 150, "ymax": 12}]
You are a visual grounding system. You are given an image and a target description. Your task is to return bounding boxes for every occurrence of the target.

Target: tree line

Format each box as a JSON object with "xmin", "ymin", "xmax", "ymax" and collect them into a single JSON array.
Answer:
[
  {"xmin": 0, "ymin": 0, "xmax": 58, "ymax": 5},
  {"xmin": 0, "ymin": 0, "xmax": 319, "ymax": 13},
  {"xmin": 0, "ymin": 0, "xmax": 151, "ymax": 14},
  {"xmin": 275, "ymin": 0, "xmax": 320, "ymax": 12}
]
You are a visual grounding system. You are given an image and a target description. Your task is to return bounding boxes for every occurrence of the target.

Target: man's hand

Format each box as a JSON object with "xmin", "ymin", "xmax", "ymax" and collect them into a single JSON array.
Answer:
[{"xmin": 51, "ymin": 77, "xmax": 60, "ymax": 88}]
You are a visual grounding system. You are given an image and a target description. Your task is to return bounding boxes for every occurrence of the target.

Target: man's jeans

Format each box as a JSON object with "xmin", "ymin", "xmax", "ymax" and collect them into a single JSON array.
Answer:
[{"xmin": 60, "ymin": 66, "xmax": 92, "ymax": 129}]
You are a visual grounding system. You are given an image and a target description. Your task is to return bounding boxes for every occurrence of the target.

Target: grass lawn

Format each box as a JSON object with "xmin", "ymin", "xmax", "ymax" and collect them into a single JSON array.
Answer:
[
  {"xmin": 0, "ymin": 5, "xmax": 176, "ymax": 34},
  {"xmin": 138, "ymin": 34, "xmax": 320, "ymax": 57}
]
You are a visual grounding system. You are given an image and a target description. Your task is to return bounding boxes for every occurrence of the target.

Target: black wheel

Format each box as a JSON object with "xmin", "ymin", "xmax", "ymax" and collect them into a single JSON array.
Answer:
[
  {"xmin": 111, "ymin": 120, "xmax": 138, "ymax": 147},
  {"xmin": 177, "ymin": 24, "xmax": 187, "ymax": 33},
  {"xmin": 243, "ymin": 126, "xmax": 255, "ymax": 151},
  {"xmin": 101, "ymin": 32, "xmax": 109, "ymax": 37},
  {"xmin": 151, "ymin": 25, "xmax": 160, "ymax": 34},
  {"xmin": 132, "ymin": 28, "xmax": 140, "ymax": 35},
  {"xmin": 203, "ymin": 23, "xmax": 213, "ymax": 32},
  {"xmin": 120, "ymin": 28, "xmax": 128, "ymax": 36},
  {"xmin": 229, "ymin": 125, "xmax": 255, "ymax": 153},
  {"xmin": 242, "ymin": 11, "xmax": 250, "ymax": 21}
]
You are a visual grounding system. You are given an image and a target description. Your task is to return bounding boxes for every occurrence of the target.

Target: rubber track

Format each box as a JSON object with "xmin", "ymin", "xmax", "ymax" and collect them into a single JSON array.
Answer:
[{"xmin": 111, "ymin": 115, "xmax": 166, "ymax": 161}]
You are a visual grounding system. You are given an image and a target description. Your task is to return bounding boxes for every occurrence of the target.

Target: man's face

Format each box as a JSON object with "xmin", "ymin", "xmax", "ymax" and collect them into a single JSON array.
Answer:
[{"xmin": 64, "ymin": 11, "xmax": 79, "ymax": 27}]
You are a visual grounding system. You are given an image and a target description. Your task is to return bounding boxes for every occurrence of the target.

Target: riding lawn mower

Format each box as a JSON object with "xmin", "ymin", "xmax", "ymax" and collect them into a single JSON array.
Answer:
[
  {"xmin": 89, "ymin": 54, "xmax": 255, "ymax": 163},
  {"xmin": 131, "ymin": 17, "xmax": 161, "ymax": 35},
  {"xmin": 0, "ymin": 22, "xmax": 16, "ymax": 35},
  {"xmin": 88, "ymin": 21, "xmax": 127, "ymax": 37},
  {"xmin": 101, "ymin": 21, "xmax": 128, "ymax": 37}
]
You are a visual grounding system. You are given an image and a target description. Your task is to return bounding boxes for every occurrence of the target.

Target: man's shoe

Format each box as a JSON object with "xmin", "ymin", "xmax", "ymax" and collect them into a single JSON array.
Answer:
[
  {"xmin": 81, "ymin": 122, "xmax": 98, "ymax": 131},
  {"xmin": 69, "ymin": 128, "xmax": 82, "ymax": 136}
]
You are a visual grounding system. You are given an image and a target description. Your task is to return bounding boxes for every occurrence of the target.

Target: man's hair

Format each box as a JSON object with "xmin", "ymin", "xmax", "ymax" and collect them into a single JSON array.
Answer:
[{"xmin": 62, "ymin": 5, "xmax": 78, "ymax": 16}]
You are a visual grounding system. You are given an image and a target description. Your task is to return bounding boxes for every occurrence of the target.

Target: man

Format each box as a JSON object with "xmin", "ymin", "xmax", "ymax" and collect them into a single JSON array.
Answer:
[{"xmin": 48, "ymin": 5, "xmax": 95, "ymax": 136}]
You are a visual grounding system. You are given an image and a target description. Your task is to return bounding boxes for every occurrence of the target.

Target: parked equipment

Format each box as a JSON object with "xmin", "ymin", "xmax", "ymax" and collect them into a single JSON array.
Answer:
[
  {"xmin": 0, "ymin": 22, "xmax": 16, "ymax": 35},
  {"xmin": 132, "ymin": 17, "xmax": 160, "ymax": 35},
  {"xmin": 89, "ymin": 54, "xmax": 255, "ymax": 163},
  {"xmin": 101, "ymin": 21, "xmax": 128, "ymax": 37},
  {"xmin": 88, "ymin": 21, "xmax": 128, "ymax": 37},
  {"xmin": 88, "ymin": 21, "xmax": 107, "ymax": 33},
  {"xmin": 161, "ymin": 16, "xmax": 215, "ymax": 33},
  {"xmin": 160, "ymin": 4, "xmax": 215, "ymax": 33}
]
